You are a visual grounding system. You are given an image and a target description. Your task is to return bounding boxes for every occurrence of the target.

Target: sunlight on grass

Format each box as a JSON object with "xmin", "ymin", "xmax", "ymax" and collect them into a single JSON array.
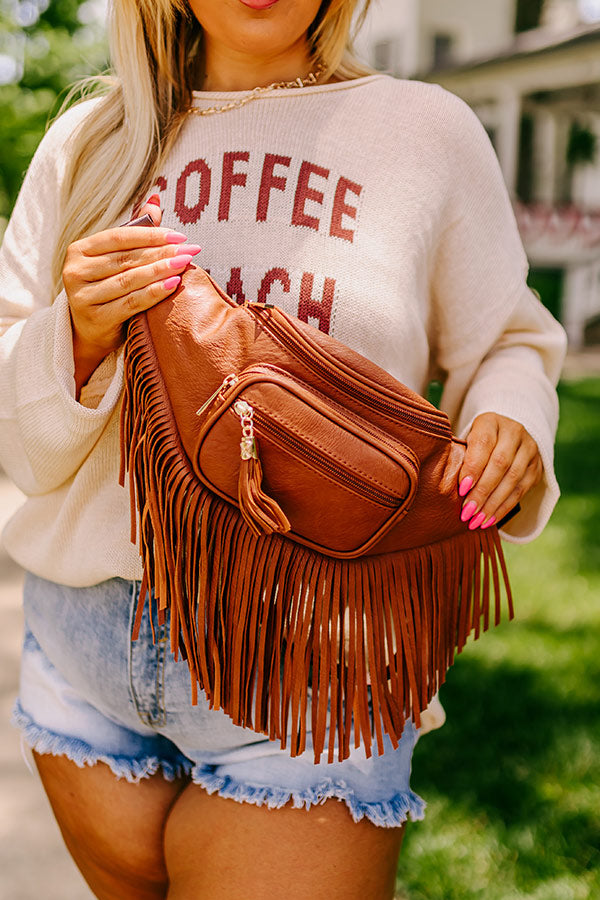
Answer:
[{"xmin": 397, "ymin": 379, "xmax": 600, "ymax": 899}]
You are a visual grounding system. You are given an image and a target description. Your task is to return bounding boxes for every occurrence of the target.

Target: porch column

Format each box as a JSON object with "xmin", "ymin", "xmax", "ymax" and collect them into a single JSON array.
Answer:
[
  {"xmin": 401, "ymin": 0, "xmax": 420, "ymax": 77},
  {"xmin": 563, "ymin": 263, "xmax": 591, "ymax": 349},
  {"xmin": 495, "ymin": 88, "xmax": 522, "ymax": 198},
  {"xmin": 532, "ymin": 107, "xmax": 558, "ymax": 206}
]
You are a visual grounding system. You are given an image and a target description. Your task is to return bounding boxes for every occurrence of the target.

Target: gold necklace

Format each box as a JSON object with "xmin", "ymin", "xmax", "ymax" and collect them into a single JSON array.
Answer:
[{"xmin": 187, "ymin": 63, "xmax": 326, "ymax": 117}]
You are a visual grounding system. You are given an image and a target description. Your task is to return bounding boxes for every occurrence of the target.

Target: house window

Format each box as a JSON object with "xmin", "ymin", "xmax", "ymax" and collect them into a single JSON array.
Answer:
[
  {"xmin": 517, "ymin": 113, "xmax": 535, "ymax": 203},
  {"xmin": 373, "ymin": 38, "xmax": 401, "ymax": 73},
  {"xmin": 432, "ymin": 33, "xmax": 454, "ymax": 69},
  {"xmin": 515, "ymin": 0, "xmax": 544, "ymax": 32}
]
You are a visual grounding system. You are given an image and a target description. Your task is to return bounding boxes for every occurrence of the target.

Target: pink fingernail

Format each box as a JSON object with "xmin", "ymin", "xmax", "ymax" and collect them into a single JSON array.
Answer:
[
  {"xmin": 163, "ymin": 275, "xmax": 181, "ymax": 290},
  {"xmin": 459, "ymin": 476, "xmax": 473, "ymax": 497},
  {"xmin": 146, "ymin": 194, "xmax": 161, "ymax": 206},
  {"xmin": 169, "ymin": 254, "xmax": 193, "ymax": 269},
  {"xmin": 460, "ymin": 501, "xmax": 478, "ymax": 523},
  {"xmin": 469, "ymin": 511, "xmax": 486, "ymax": 530},
  {"xmin": 165, "ymin": 232, "xmax": 187, "ymax": 244},
  {"xmin": 481, "ymin": 516, "xmax": 497, "ymax": 530},
  {"xmin": 177, "ymin": 244, "xmax": 202, "ymax": 256}
]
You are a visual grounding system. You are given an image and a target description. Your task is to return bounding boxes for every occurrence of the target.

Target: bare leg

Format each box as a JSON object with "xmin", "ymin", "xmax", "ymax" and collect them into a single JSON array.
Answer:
[
  {"xmin": 34, "ymin": 751, "xmax": 188, "ymax": 900},
  {"xmin": 164, "ymin": 785, "xmax": 405, "ymax": 900}
]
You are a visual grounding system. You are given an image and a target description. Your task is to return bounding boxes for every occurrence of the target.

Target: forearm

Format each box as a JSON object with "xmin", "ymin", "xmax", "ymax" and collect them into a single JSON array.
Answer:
[{"xmin": 0, "ymin": 293, "xmax": 124, "ymax": 494}]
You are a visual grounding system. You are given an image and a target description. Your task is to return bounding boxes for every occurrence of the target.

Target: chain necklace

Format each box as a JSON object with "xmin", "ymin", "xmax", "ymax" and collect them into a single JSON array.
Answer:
[{"xmin": 187, "ymin": 63, "xmax": 326, "ymax": 117}]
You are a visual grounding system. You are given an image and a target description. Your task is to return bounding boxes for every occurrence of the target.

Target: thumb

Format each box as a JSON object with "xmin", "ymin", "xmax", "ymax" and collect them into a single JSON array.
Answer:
[{"xmin": 139, "ymin": 193, "xmax": 163, "ymax": 226}]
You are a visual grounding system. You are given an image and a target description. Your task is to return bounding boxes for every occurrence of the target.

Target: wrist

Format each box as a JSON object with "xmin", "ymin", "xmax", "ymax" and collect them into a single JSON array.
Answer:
[{"xmin": 71, "ymin": 328, "xmax": 115, "ymax": 401}]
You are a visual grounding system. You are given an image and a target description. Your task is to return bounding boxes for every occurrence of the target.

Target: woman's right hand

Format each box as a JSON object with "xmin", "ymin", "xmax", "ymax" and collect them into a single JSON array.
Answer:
[{"xmin": 62, "ymin": 197, "xmax": 201, "ymax": 397}]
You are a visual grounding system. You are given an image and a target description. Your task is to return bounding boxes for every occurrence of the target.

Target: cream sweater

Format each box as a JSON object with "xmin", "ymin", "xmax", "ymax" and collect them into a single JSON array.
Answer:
[{"xmin": 0, "ymin": 74, "xmax": 566, "ymax": 587}]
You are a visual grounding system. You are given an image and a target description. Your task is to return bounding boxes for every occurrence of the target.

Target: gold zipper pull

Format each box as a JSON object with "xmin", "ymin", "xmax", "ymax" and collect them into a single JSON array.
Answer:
[
  {"xmin": 234, "ymin": 400, "xmax": 258, "ymax": 459},
  {"xmin": 196, "ymin": 374, "xmax": 238, "ymax": 416}
]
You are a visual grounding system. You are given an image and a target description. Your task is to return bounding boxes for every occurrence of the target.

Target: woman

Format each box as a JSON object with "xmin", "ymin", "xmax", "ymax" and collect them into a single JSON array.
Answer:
[{"xmin": 0, "ymin": 0, "xmax": 566, "ymax": 897}]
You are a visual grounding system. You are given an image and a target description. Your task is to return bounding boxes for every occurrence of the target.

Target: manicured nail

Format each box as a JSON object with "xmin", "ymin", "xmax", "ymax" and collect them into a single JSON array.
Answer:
[
  {"xmin": 459, "ymin": 476, "xmax": 473, "ymax": 497},
  {"xmin": 177, "ymin": 244, "xmax": 202, "ymax": 256},
  {"xmin": 469, "ymin": 511, "xmax": 486, "ymax": 531},
  {"xmin": 163, "ymin": 275, "xmax": 181, "ymax": 290},
  {"xmin": 460, "ymin": 501, "xmax": 478, "ymax": 523},
  {"xmin": 146, "ymin": 194, "xmax": 161, "ymax": 206},
  {"xmin": 165, "ymin": 232, "xmax": 187, "ymax": 244},
  {"xmin": 169, "ymin": 254, "xmax": 193, "ymax": 269},
  {"xmin": 481, "ymin": 516, "xmax": 497, "ymax": 530}
]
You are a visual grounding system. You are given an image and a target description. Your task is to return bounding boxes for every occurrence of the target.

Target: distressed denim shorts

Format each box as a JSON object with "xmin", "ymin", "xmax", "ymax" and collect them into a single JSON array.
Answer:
[{"xmin": 12, "ymin": 572, "xmax": 425, "ymax": 828}]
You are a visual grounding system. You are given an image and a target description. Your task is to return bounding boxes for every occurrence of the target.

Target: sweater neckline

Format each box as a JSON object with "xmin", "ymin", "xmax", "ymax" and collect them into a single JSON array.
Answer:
[{"xmin": 190, "ymin": 73, "xmax": 386, "ymax": 105}]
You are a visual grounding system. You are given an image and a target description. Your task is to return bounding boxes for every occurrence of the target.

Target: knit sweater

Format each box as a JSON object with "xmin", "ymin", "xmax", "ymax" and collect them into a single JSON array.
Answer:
[{"xmin": 0, "ymin": 74, "xmax": 567, "ymax": 587}]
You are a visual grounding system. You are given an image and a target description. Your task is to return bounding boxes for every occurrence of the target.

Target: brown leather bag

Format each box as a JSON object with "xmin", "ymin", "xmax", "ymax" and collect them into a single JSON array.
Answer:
[{"xmin": 120, "ymin": 223, "xmax": 513, "ymax": 764}]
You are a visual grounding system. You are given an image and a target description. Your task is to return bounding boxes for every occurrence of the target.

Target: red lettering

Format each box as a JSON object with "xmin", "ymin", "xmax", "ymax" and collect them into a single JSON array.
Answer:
[
  {"xmin": 219, "ymin": 151, "xmax": 249, "ymax": 222},
  {"xmin": 156, "ymin": 175, "xmax": 168, "ymax": 192},
  {"xmin": 297, "ymin": 272, "xmax": 335, "ymax": 334},
  {"xmin": 292, "ymin": 161, "xmax": 330, "ymax": 231},
  {"xmin": 258, "ymin": 268, "xmax": 291, "ymax": 303},
  {"xmin": 330, "ymin": 176, "xmax": 362, "ymax": 242},
  {"xmin": 257, "ymin": 154, "xmax": 291, "ymax": 222},
  {"xmin": 175, "ymin": 159, "xmax": 211, "ymax": 225},
  {"xmin": 226, "ymin": 267, "xmax": 247, "ymax": 305}
]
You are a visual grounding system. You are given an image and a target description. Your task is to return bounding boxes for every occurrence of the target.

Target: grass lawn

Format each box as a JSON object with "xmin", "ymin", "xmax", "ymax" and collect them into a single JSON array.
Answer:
[{"xmin": 397, "ymin": 378, "xmax": 600, "ymax": 900}]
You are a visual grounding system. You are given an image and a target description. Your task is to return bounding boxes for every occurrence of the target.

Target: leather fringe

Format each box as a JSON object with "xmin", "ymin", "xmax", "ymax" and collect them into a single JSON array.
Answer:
[{"xmin": 120, "ymin": 318, "xmax": 513, "ymax": 764}]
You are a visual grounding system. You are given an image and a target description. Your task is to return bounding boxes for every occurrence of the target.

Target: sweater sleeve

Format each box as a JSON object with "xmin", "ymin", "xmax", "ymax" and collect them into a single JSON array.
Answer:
[
  {"xmin": 429, "ymin": 90, "xmax": 567, "ymax": 543},
  {"xmin": 0, "ymin": 100, "xmax": 125, "ymax": 495}
]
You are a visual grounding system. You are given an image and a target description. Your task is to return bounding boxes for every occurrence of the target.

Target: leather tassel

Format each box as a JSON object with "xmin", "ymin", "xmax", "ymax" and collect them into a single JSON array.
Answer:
[{"xmin": 237, "ymin": 444, "xmax": 291, "ymax": 538}]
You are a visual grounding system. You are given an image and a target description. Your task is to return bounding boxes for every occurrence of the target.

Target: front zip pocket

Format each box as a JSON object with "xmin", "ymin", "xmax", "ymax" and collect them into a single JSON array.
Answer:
[{"xmin": 195, "ymin": 367, "xmax": 419, "ymax": 557}]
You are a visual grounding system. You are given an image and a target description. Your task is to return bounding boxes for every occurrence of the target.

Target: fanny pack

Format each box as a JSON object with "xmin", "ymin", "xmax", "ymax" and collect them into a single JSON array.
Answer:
[{"xmin": 119, "ymin": 215, "xmax": 513, "ymax": 763}]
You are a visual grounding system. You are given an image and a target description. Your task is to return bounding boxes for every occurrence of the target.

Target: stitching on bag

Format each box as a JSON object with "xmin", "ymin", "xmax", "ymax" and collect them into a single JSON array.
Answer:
[
  {"xmin": 255, "ymin": 425, "xmax": 405, "ymax": 508},
  {"xmin": 251, "ymin": 312, "xmax": 447, "ymax": 438},
  {"xmin": 255, "ymin": 362, "xmax": 419, "ymax": 465},
  {"xmin": 237, "ymin": 400, "xmax": 409, "ymax": 496}
]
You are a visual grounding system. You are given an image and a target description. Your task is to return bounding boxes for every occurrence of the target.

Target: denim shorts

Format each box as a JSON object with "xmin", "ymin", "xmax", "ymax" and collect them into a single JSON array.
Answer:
[{"xmin": 12, "ymin": 571, "xmax": 426, "ymax": 828}]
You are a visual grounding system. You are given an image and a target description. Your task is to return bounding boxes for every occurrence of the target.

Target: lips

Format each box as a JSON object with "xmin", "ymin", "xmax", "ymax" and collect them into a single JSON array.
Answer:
[{"xmin": 239, "ymin": 0, "xmax": 280, "ymax": 9}]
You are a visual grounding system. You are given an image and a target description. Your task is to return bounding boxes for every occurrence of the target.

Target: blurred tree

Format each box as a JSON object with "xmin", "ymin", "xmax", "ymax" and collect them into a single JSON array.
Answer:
[{"xmin": 0, "ymin": 0, "xmax": 108, "ymax": 229}]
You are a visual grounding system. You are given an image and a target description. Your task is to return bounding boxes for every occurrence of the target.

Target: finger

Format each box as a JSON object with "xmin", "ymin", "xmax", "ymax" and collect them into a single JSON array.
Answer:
[
  {"xmin": 114, "ymin": 272, "xmax": 183, "ymax": 318},
  {"xmin": 464, "ymin": 445, "xmax": 540, "ymax": 528},
  {"xmin": 458, "ymin": 414, "xmax": 501, "ymax": 498},
  {"xmin": 72, "ymin": 224, "xmax": 188, "ymax": 258},
  {"xmin": 459, "ymin": 428, "xmax": 523, "ymax": 523},
  {"xmin": 139, "ymin": 195, "xmax": 163, "ymax": 227},
  {"xmin": 76, "ymin": 240, "xmax": 202, "ymax": 283},
  {"xmin": 476, "ymin": 456, "xmax": 543, "ymax": 530},
  {"xmin": 81, "ymin": 253, "xmax": 194, "ymax": 307}
]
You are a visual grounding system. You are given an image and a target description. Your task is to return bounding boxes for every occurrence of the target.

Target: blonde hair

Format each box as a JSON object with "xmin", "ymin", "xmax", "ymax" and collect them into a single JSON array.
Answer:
[{"xmin": 50, "ymin": 0, "xmax": 373, "ymax": 292}]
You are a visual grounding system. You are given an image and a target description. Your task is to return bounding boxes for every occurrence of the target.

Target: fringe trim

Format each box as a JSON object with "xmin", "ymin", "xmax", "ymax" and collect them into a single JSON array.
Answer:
[
  {"xmin": 11, "ymin": 701, "xmax": 191, "ymax": 783},
  {"xmin": 191, "ymin": 765, "xmax": 426, "ymax": 828},
  {"xmin": 121, "ymin": 316, "xmax": 513, "ymax": 764}
]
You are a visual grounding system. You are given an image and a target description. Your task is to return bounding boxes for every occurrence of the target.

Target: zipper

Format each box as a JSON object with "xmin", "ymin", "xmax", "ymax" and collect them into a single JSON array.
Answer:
[
  {"xmin": 250, "ymin": 363, "xmax": 419, "ymax": 464},
  {"xmin": 196, "ymin": 373, "xmax": 239, "ymax": 417},
  {"xmin": 195, "ymin": 366, "xmax": 420, "ymax": 485},
  {"xmin": 255, "ymin": 312, "xmax": 451, "ymax": 437},
  {"xmin": 248, "ymin": 408, "xmax": 403, "ymax": 508}
]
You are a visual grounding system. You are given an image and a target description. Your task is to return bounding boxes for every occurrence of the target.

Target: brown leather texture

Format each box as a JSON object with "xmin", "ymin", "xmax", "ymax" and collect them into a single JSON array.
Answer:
[
  {"xmin": 120, "ymin": 247, "xmax": 513, "ymax": 764},
  {"xmin": 144, "ymin": 266, "xmax": 466, "ymax": 557}
]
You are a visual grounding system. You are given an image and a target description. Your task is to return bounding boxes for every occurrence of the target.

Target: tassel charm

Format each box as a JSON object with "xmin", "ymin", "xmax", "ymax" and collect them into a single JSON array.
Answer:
[{"xmin": 235, "ymin": 400, "xmax": 291, "ymax": 537}]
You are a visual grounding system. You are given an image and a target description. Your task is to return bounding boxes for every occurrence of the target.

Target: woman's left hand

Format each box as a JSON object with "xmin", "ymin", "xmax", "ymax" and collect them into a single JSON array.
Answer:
[{"xmin": 457, "ymin": 413, "xmax": 543, "ymax": 530}]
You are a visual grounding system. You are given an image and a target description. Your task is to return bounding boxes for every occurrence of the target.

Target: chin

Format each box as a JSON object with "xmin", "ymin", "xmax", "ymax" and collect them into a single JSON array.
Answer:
[{"xmin": 188, "ymin": 0, "xmax": 323, "ymax": 62}]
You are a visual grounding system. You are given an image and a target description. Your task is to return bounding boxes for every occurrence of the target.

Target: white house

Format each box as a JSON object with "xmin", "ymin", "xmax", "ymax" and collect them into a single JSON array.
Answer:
[{"xmin": 356, "ymin": 0, "xmax": 600, "ymax": 347}]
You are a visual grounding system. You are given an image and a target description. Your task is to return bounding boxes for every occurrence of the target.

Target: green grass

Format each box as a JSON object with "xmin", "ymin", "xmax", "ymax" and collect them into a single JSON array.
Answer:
[{"xmin": 397, "ymin": 379, "xmax": 600, "ymax": 900}]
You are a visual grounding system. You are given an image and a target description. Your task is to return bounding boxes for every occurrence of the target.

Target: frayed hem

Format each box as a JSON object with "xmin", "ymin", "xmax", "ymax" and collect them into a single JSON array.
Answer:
[
  {"xmin": 191, "ymin": 766, "xmax": 426, "ymax": 828},
  {"xmin": 11, "ymin": 700, "xmax": 192, "ymax": 784}
]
